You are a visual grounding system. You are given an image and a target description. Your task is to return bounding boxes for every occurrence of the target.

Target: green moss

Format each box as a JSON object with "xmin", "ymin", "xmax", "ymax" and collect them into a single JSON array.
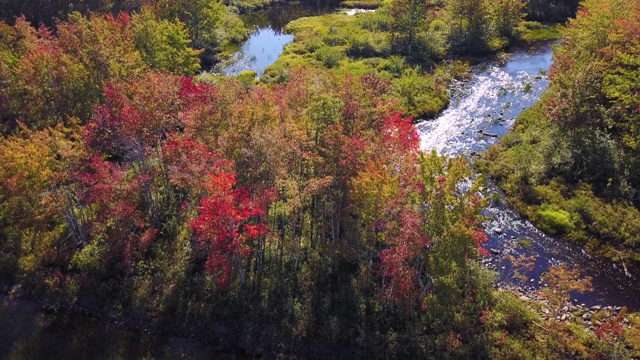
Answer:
[
  {"xmin": 518, "ymin": 22, "xmax": 563, "ymax": 43},
  {"xmin": 518, "ymin": 238, "xmax": 533, "ymax": 249}
]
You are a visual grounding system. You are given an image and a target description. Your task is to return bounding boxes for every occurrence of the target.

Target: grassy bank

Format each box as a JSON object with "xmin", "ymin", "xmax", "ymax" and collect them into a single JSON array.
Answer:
[
  {"xmin": 481, "ymin": 104, "xmax": 640, "ymax": 263},
  {"xmin": 261, "ymin": 9, "xmax": 451, "ymax": 119}
]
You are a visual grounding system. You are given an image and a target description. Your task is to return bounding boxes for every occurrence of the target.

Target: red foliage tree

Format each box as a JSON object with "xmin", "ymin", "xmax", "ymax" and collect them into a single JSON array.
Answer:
[
  {"xmin": 75, "ymin": 155, "xmax": 156, "ymax": 267},
  {"xmin": 190, "ymin": 171, "xmax": 275, "ymax": 290}
]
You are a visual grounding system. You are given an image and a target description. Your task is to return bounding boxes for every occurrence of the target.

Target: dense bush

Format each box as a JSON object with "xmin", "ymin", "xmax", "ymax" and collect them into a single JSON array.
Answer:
[
  {"xmin": 525, "ymin": 0, "xmax": 580, "ymax": 22},
  {"xmin": 0, "ymin": 0, "xmax": 247, "ymax": 64},
  {"xmin": 535, "ymin": 205, "xmax": 575, "ymax": 235},
  {"xmin": 0, "ymin": 12, "xmax": 201, "ymax": 131}
]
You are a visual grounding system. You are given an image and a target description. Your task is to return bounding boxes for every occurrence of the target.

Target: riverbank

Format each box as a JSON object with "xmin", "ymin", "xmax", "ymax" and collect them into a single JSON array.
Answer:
[
  {"xmin": 413, "ymin": 37, "xmax": 640, "ymax": 311},
  {"xmin": 479, "ymin": 0, "xmax": 640, "ymax": 271},
  {"xmin": 495, "ymin": 284, "xmax": 640, "ymax": 357},
  {"xmin": 481, "ymin": 104, "xmax": 640, "ymax": 265}
]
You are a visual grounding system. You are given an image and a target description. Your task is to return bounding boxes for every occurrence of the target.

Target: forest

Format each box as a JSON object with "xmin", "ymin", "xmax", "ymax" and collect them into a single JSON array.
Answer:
[{"xmin": 1, "ymin": 0, "xmax": 639, "ymax": 358}]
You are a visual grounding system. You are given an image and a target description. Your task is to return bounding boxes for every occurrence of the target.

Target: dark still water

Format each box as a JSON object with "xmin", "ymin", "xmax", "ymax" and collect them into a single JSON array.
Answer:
[
  {"xmin": 0, "ymin": 296, "xmax": 240, "ymax": 359},
  {"xmin": 417, "ymin": 41, "xmax": 640, "ymax": 310}
]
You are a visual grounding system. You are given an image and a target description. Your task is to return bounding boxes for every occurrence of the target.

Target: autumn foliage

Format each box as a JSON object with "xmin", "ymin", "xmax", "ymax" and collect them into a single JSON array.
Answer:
[
  {"xmin": 1, "ymin": 36, "xmax": 491, "ymax": 322},
  {"xmin": 3, "ymin": 4, "xmax": 623, "ymax": 359}
]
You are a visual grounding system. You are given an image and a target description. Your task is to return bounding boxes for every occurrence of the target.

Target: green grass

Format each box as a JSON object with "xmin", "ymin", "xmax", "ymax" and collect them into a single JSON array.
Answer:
[
  {"xmin": 483, "ymin": 103, "xmax": 640, "ymax": 261},
  {"xmin": 261, "ymin": 10, "xmax": 451, "ymax": 119},
  {"xmin": 518, "ymin": 22, "xmax": 563, "ymax": 43},
  {"xmin": 340, "ymin": 0, "xmax": 382, "ymax": 9}
]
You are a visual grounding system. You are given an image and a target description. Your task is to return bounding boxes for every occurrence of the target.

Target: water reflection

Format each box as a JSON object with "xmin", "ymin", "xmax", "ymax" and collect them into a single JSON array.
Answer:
[
  {"xmin": 221, "ymin": 2, "xmax": 339, "ymax": 76},
  {"xmin": 221, "ymin": 28, "xmax": 293, "ymax": 76},
  {"xmin": 242, "ymin": 2, "xmax": 340, "ymax": 34}
]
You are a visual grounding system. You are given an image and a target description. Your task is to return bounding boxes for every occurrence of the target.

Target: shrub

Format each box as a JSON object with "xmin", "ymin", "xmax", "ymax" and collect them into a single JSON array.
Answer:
[
  {"xmin": 305, "ymin": 38, "xmax": 324, "ymax": 53},
  {"xmin": 393, "ymin": 68, "xmax": 449, "ymax": 119},
  {"xmin": 314, "ymin": 47, "xmax": 345, "ymax": 68},
  {"xmin": 237, "ymin": 70, "xmax": 257, "ymax": 88},
  {"xmin": 323, "ymin": 32, "xmax": 348, "ymax": 46},
  {"xmin": 359, "ymin": 10, "xmax": 390, "ymax": 32},
  {"xmin": 377, "ymin": 55, "xmax": 405, "ymax": 77},
  {"xmin": 346, "ymin": 36, "xmax": 377, "ymax": 58},
  {"xmin": 536, "ymin": 205, "xmax": 574, "ymax": 235}
]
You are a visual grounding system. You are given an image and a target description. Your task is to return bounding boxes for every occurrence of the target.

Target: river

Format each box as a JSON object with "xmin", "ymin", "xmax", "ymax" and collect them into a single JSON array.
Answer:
[
  {"xmin": 218, "ymin": 2, "xmax": 340, "ymax": 76},
  {"xmin": 417, "ymin": 41, "xmax": 640, "ymax": 310},
  {"xmin": 2, "ymin": 12, "xmax": 639, "ymax": 360}
]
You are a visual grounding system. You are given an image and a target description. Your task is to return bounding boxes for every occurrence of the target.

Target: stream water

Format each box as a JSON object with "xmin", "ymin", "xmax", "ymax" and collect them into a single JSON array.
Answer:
[
  {"xmin": 219, "ymin": 2, "xmax": 340, "ymax": 76},
  {"xmin": 219, "ymin": 2, "xmax": 369, "ymax": 76},
  {"xmin": 2, "ymin": 11, "xmax": 639, "ymax": 360},
  {"xmin": 417, "ymin": 41, "xmax": 640, "ymax": 310}
]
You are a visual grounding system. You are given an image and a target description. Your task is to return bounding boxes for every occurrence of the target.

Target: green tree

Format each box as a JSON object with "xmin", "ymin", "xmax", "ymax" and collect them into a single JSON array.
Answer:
[
  {"xmin": 156, "ymin": 0, "xmax": 246, "ymax": 57},
  {"xmin": 493, "ymin": 0, "xmax": 526, "ymax": 40},
  {"xmin": 131, "ymin": 6, "xmax": 202, "ymax": 75},
  {"xmin": 445, "ymin": 0, "xmax": 491, "ymax": 54},
  {"xmin": 389, "ymin": 0, "xmax": 429, "ymax": 56},
  {"xmin": 544, "ymin": 0, "xmax": 640, "ymax": 201}
]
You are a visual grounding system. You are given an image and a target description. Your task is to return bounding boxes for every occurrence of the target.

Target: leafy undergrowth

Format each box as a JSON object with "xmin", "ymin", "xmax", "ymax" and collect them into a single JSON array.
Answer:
[
  {"xmin": 340, "ymin": 0, "xmax": 382, "ymax": 9},
  {"xmin": 517, "ymin": 22, "xmax": 563, "ymax": 43},
  {"xmin": 262, "ymin": 10, "xmax": 451, "ymax": 119},
  {"xmin": 482, "ymin": 104, "xmax": 640, "ymax": 262}
]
